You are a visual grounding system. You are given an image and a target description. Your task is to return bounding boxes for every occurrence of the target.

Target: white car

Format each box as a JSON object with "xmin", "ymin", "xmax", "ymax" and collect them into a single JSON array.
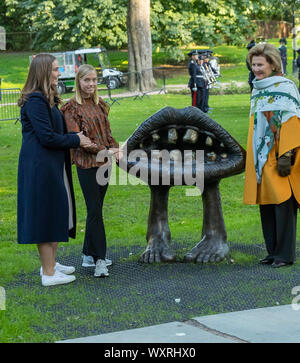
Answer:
[{"xmin": 30, "ymin": 47, "xmax": 125, "ymax": 94}]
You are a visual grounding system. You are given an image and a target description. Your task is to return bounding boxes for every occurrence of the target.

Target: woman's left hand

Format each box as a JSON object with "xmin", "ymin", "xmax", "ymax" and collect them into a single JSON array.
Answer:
[{"xmin": 277, "ymin": 153, "xmax": 292, "ymax": 177}]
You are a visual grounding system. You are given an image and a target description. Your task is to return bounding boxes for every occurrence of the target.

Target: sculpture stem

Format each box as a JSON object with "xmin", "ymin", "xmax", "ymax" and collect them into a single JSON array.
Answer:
[
  {"xmin": 202, "ymin": 181, "xmax": 227, "ymax": 242},
  {"xmin": 147, "ymin": 186, "xmax": 171, "ymax": 243}
]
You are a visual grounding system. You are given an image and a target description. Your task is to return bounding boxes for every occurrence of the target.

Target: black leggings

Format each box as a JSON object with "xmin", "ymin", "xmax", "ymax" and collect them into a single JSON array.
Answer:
[{"xmin": 77, "ymin": 167, "xmax": 108, "ymax": 261}]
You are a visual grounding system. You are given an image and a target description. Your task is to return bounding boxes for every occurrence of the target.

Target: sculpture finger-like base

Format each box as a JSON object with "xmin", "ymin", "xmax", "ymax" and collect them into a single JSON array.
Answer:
[
  {"xmin": 140, "ymin": 237, "xmax": 176, "ymax": 264},
  {"xmin": 184, "ymin": 235, "xmax": 229, "ymax": 263}
]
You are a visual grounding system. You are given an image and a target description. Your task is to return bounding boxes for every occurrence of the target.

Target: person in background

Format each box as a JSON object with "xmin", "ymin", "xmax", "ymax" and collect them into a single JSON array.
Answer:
[
  {"xmin": 246, "ymin": 40, "xmax": 256, "ymax": 92},
  {"xmin": 279, "ymin": 38, "xmax": 287, "ymax": 75},
  {"xmin": 187, "ymin": 50, "xmax": 206, "ymax": 111},
  {"xmin": 61, "ymin": 64, "xmax": 121, "ymax": 278},
  {"xmin": 244, "ymin": 43, "xmax": 300, "ymax": 268},
  {"xmin": 297, "ymin": 48, "xmax": 300, "ymax": 91},
  {"xmin": 195, "ymin": 53, "xmax": 208, "ymax": 112},
  {"xmin": 202, "ymin": 50, "xmax": 217, "ymax": 113},
  {"xmin": 17, "ymin": 54, "xmax": 93, "ymax": 287}
]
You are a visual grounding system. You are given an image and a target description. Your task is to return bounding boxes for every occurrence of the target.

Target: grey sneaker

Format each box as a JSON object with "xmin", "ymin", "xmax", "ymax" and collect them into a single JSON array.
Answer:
[
  {"xmin": 82, "ymin": 255, "xmax": 95, "ymax": 267},
  {"xmin": 82, "ymin": 255, "xmax": 112, "ymax": 267},
  {"xmin": 94, "ymin": 259, "xmax": 109, "ymax": 278},
  {"xmin": 105, "ymin": 258, "xmax": 112, "ymax": 267}
]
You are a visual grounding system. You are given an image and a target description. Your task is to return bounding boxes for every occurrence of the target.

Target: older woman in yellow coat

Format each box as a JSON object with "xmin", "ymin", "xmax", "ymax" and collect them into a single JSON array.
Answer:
[{"xmin": 244, "ymin": 43, "xmax": 300, "ymax": 268}]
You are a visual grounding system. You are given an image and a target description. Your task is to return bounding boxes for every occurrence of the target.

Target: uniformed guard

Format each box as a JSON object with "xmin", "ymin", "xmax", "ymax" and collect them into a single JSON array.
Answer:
[
  {"xmin": 187, "ymin": 50, "xmax": 206, "ymax": 111},
  {"xmin": 279, "ymin": 38, "xmax": 287, "ymax": 75},
  {"xmin": 202, "ymin": 50, "xmax": 218, "ymax": 113}
]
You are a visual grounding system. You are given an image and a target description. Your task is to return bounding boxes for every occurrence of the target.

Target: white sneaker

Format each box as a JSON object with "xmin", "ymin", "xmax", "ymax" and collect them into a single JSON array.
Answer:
[
  {"xmin": 94, "ymin": 259, "xmax": 109, "ymax": 278},
  {"xmin": 55, "ymin": 262, "xmax": 76, "ymax": 275},
  {"xmin": 82, "ymin": 255, "xmax": 112, "ymax": 267},
  {"xmin": 40, "ymin": 262, "xmax": 75, "ymax": 276},
  {"xmin": 41, "ymin": 270, "xmax": 76, "ymax": 287}
]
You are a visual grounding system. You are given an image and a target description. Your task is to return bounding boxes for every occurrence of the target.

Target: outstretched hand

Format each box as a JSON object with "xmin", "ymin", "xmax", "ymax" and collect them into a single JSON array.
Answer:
[{"xmin": 108, "ymin": 148, "xmax": 123, "ymax": 163}]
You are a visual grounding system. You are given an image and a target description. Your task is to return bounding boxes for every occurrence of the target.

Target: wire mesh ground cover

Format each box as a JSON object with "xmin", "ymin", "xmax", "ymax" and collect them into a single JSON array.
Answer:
[{"xmin": 5, "ymin": 242, "xmax": 300, "ymax": 341}]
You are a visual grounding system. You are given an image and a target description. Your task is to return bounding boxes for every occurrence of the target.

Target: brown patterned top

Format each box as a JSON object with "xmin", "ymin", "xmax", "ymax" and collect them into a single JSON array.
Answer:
[{"xmin": 61, "ymin": 97, "xmax": 119, "ymax": 169}]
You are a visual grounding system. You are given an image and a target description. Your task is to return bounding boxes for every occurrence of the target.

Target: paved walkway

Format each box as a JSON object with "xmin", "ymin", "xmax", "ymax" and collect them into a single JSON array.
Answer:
[
  {"xmin": 58, "ymin": 304, "xmax": 300, "ymax": 343},
  {"xmin": 99, "ymin": 81, "xmax": 248, "ymax": 101}
]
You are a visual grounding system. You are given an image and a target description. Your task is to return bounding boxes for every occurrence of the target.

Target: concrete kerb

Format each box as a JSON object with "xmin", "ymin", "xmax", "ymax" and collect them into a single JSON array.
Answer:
[{"xmin": 57, "ymin": 304, "xmax": 300, "ymax": 343}]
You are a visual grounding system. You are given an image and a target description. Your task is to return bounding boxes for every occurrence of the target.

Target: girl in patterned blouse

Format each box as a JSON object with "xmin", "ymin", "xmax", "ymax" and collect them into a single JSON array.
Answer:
[{"xmin": 61, "ymin": 64, "xmax": 122, "ymax": 278}]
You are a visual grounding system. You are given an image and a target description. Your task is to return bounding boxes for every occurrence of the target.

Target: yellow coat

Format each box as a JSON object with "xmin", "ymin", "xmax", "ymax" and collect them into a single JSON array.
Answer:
[{"xmin": 244, "ymin": 115, "xmax": 300, "ymax": 205}]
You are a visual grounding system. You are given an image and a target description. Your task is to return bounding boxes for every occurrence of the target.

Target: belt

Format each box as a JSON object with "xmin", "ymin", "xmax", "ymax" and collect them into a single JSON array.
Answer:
[{"xmin": 196, "ymin": 75, "xmax": 204, "ymax": 78}]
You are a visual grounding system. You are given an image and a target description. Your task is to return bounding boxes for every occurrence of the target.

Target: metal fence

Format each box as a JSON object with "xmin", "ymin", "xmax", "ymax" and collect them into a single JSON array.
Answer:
[
  {"xmin": 0, "ymin": 65, "xmax": 188, "ymax": 121},
  {"xmin": 0, "ymin": 87, "xmax": 21, "ymax": 122},
  {"xmin": 99, "ymin": 66, "xmax": 181, "ymax": 106}
]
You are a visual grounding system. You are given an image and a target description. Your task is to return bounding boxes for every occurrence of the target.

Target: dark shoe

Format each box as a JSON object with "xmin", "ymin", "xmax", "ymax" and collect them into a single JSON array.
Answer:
[
  {"xmin": 271, "ymin": 261, "xmax": 293, "ymax": 268},
  {"xmin": 259, "ymin": 258, "xmax": 273, "ymax": 265}
]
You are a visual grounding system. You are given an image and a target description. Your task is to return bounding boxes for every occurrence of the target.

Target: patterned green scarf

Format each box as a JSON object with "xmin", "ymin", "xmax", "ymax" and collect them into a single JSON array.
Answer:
[{"xmin": 250, "ymin": 76, "xmax": 300, "ymax": 183}]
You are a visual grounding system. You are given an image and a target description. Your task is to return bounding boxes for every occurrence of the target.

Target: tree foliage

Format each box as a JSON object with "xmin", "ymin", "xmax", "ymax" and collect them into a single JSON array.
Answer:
[
  {"xmin": 150, "ymin": 0, "xmax": 266, "ymax": 60},
  {"xmin": 253, "ymin": 0, "xmax": 300, "ymax": 22},
  {"xmin": 0, "ymin": 0, "xmax": 298, "ymax": 54},
  {"xmin": 3, "ymin": 0, "xmax": 128, "ymax": 50}
]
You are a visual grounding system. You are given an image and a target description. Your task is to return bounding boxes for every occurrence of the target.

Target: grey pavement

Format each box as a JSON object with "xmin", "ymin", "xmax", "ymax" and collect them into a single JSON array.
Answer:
[
  {"xmin": 98, "ymin": 81, "xmax": 248, "ymax": 101},
  {"xmin": 58, "ymin": 304, "xmax": 300, "ymax": 343}
]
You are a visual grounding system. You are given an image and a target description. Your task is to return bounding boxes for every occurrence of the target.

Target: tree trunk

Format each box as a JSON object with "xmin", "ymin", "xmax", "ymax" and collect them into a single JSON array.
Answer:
[{"xmin": 127, "ymin": 0, "xmax": 156, "ymax": 92}]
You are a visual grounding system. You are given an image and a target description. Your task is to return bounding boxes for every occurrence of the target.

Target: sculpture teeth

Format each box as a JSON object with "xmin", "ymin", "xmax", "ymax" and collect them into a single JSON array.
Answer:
[
  {"xmin": 220, "ymin": 153, "xmax": 227, "ymax": 159},
  {"xmin": 170, "ymin": 149, "xmax": 182, "ymax": 161},
  {"xmin": 183, "ymin": 129, "xmax": 198, "ymax": 144},
  {"xmin": 205, "ymin": 136, "xmax": 213, "ymax": 147},
  {"xmin": 207, "ymin": 152, "xmax": 217, "ymax": 162},
  {"xmin": 152, "ymin": 133, "xmax": 160, "ymax": 141},
  {"xmin": 168, "ymin": 128, "xmax": 178, "ymax": 144},
  {"xmin": 157, "ymin": 151, "xmax": 163, "ymax": 159}
]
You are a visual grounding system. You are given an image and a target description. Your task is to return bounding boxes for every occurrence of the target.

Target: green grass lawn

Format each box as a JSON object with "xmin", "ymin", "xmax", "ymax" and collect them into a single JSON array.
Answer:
[
  {"xmin": 0, "ymin": 38, "xmax": 298, "ymax": 91},
  {"xmin": 0, "ymin": 40, "xmax": 299, "ymax": 342},
  {"xmin": 1, "ymin": 92, "xmax": 298, "ymax": 342}
]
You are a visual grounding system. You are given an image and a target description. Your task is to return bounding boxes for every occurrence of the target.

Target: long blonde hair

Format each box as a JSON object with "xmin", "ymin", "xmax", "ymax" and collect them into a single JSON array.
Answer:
[
  {"xmin": 74, "ymin": 64, "xmax": 99, "ymax": 105},
  {"xmin": 18, "ymin": 53, "xmax": 61, "ymax": 107}
]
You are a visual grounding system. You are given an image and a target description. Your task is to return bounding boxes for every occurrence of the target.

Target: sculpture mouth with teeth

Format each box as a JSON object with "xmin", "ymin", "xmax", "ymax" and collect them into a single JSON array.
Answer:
[{"xmin": 119, "ymin": 106, "xmax": 246, "ymax": 264}]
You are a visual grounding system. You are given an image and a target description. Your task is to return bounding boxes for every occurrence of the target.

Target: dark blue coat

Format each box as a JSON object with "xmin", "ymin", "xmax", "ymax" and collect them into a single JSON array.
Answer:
[
  {"xmin": 279, "ymin": 45, "xmax": 287, "ymax": 64},
  {"xmin": 188, "ymin": 60, "xmax": 206, "ymax": 89},
  {"xmin": 17, "ymin": 93, "xmax": 80, "ymax": 244}
]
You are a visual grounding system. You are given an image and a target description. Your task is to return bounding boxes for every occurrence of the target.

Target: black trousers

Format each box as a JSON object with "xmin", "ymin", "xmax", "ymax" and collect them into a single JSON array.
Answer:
[
  {"xmin": 190, "ymin": 88, "xmax": 205, "ymax": 112},
  {"xmin": 203, "ymin": 88, "xmax": 209, "ymax": 112},
  {"xmin": 259, "ymin": 196, "xmax": 298, "ymax": 263},
  {"xmin": 282, "ymin": 61, "xmax": 287, "ymax": 75},
  {"xmin": 77, "ymin": 167, "xmax": 108, "ymax": 261}
]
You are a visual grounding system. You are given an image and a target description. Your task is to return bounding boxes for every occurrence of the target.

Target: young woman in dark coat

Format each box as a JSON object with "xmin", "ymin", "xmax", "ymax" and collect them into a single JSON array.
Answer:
[{"xmin": 17, "ymin": 54, "xmax": 93, "ymax": 286}]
